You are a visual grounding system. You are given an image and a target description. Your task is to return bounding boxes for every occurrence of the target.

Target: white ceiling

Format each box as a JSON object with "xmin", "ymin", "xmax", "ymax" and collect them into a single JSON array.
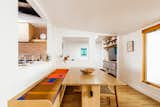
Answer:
[{"xmin": 31, "ymin": 0, "xmax": 160, "ymax": 35}]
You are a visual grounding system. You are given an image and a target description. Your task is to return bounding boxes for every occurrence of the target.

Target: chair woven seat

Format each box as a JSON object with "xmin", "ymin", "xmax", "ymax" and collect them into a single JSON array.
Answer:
[
  {"xmin": 100, "ymin": 86, "xmax": 114, "ymax": 95},
  {"xmin": 100, "ymin": 86, "xmax": 118, "ymax": 107}
]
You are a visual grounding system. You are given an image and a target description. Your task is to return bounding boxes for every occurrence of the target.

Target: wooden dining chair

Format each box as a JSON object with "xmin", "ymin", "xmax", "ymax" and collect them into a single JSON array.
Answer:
[{"xmin": 100, "ymin": 85, "xmax": 118, "ymax": 107}]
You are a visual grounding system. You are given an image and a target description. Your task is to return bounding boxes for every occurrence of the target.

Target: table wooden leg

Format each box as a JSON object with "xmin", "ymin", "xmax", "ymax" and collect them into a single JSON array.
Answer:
[
  {"xmin": 81, "ymin": 85, "xmax": 100, "ymax": 107},
  {"xmin": 114, "ymin": 86, "xmax": 119, "ymax": 107}
]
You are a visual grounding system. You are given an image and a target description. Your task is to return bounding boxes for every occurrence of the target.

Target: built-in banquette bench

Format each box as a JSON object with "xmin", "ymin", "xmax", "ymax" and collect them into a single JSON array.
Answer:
[{"xmin": 8, "ymin": 69, "xmax": 68, "ymax": 107}]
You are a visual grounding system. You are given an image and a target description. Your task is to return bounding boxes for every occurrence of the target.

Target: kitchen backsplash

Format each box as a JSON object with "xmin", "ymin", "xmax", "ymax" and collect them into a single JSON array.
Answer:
[{"xmin": 18, "ymin": 42, "xmax": 47, "ymax": 61}]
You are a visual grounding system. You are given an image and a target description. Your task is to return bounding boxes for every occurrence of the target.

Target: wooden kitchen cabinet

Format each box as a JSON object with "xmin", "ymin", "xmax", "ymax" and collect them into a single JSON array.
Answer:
[{"xmin": 18, "ymin": 22, "xmax": 34, "ymax": 42}]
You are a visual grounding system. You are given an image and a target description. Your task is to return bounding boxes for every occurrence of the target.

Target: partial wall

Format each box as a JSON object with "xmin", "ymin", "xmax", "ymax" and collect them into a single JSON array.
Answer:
[{"xmin": 117, "ymin": 22, "xmax": 160, "ymax": 102}]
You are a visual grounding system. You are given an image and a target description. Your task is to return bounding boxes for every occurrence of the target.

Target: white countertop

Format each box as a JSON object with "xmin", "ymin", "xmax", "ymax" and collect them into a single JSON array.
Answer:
[
  {"xmin": 17, "ymin": 61, "xmax": 55, "ymax": 95},
  {"xmin": 18, "ymin": 61, "xmax": 52, "ymax": 69}
]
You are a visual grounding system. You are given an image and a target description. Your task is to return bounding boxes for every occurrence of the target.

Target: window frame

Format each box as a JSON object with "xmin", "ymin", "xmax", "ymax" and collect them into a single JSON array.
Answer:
[{"xmin": 142, "ymin": 24, "xmax": 160, "ymax": 88}]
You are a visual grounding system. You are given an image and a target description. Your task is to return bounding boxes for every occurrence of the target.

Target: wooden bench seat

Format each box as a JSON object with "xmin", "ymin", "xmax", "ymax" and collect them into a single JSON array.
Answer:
[
  {"xmin": 8, "ymin": 68, "xmax": 68, "ymax": 107},
  {"xmin": 24, "ymin": 93, "xmax": 57, "ymax": 102},
  {"xmin": 30, "ymin": 80, "xmax": 63, "ymax": 92}
]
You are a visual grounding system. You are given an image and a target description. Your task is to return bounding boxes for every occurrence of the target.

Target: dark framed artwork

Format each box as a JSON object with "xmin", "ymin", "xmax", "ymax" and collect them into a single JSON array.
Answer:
[{"xmin": 127, "ymin": 41, "xmax": 134, "ymax": 52}]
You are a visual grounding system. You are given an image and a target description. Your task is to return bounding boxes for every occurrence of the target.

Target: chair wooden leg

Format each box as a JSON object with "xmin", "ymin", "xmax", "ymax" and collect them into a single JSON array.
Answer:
[
  {"xmin": 108, "ymin": 97, "xmax": 111, "ymax": 105},
  {"xmin": 114, "ymin": 86, "xmax": 118, "ymax": 107}
]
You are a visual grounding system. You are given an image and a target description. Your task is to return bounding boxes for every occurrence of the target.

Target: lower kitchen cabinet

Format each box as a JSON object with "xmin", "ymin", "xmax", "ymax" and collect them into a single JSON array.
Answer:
[{"xmin": 103, "ymin": 61, "xmax": 117, "ymax": 77}]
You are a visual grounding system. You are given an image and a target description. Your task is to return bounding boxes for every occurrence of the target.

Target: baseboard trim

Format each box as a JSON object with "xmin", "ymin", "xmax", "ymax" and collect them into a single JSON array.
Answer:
[
  {"xmin": 124, "ymin": 80, "xmax": 160, "ymax": 102},
  {"xmin": 119, "ymin": 79, "xmax": 160, "ymax": 102}
]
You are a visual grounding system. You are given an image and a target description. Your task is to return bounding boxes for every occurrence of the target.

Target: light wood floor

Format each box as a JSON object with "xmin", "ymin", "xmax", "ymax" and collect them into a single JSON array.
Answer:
[{"xmin": 61, "ymin": 86, "xmax": 160, "ymax": 107}]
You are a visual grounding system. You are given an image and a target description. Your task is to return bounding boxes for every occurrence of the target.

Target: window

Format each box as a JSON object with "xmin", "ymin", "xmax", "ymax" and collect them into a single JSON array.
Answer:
[{"xmin": 142, "ymin": 24, "xmax": 160, "ymax": 88}]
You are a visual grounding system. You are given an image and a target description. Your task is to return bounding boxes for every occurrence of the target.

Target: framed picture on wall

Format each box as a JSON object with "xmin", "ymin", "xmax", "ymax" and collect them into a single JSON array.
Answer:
[
  {"xmin": 127, "ymin": 41, "xmax": 134, "ymax": 52},
  {"xmin": 81, "ymin": 48, "xmax": 87, "ymax": 56}
]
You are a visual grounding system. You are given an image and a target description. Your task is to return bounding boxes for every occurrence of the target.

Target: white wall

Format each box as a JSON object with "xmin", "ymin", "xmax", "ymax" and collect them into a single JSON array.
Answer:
[
  {"xmin": 95, "ymin": 42, "xmax": 105, "ymax": 68},
  {"xmin": 0, "ymin": 1, "xmax": 55, "ymax": 107},
  {"xmin": 63, "ymin": 39, "xmax": 89, "ymax": 66},
  {"xmin": 47, "ymin": 27, "xmax": 102, "ymax": 68},
  {"xmin": 0, "ymin": 1, "xmax": 17, "ymax": 106},
  {"xmin": 47, "ymin": 26, "xmax": 63, "ymax": 66},
  {"xmin": 118, "ymin": 22, "xmax": 160, "ymax": 102}
]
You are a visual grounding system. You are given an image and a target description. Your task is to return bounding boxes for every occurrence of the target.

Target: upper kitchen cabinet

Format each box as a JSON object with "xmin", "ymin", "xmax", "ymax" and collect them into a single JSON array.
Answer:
[{"xmin": 18, "ymin": 22, "xmax": 34, "ymax": 42}]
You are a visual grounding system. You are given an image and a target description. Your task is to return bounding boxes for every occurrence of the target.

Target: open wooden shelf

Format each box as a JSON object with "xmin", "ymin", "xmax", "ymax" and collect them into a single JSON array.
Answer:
[
  {"xmin": 104, "ymin": 44, "xmax": 117, "ymax": 49},
  {"xmin": 31, "ymin": 39, "xmax": 47, "ymax": 43},
  {"xmin": 103, "ymin": 36, "xmax": 117, "ymax": 49}
]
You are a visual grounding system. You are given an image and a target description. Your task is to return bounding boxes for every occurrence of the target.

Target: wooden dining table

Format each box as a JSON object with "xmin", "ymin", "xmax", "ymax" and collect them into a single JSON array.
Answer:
[{"xmin": 62, "ymin": 68, "xmax": 125, "ymax": 107}]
